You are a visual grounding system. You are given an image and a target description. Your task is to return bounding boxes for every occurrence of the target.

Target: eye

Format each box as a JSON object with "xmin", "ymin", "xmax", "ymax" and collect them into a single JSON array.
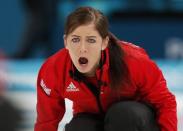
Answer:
[
  {"xmin": 71, "ymin": 38, "xmax": 80, "ymax": 43},
  {"xmin": 87, "ymin": 39, "xmax": 96, "ymax": 43}
]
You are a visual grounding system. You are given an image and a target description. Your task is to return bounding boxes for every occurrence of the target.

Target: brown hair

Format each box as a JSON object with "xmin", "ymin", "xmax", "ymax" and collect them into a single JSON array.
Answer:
[{"xmin": 64, "ymin": 7, "xmax": 130, "ymax": 90}]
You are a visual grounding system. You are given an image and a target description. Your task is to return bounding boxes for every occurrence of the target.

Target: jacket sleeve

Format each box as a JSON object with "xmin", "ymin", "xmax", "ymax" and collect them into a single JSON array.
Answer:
[
  {"xmin": 135, "ymin": 58, "xmax": 177, "ymax": 131},
  {"xmin": 34, "ymin": 60, "xmax": 65, "ymax": 131}
]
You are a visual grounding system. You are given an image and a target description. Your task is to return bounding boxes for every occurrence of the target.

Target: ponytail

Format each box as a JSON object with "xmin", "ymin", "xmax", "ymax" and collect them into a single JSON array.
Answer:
[{"xmin": 108, "ymin": 32, "xmax": 130, "ymax": 91}]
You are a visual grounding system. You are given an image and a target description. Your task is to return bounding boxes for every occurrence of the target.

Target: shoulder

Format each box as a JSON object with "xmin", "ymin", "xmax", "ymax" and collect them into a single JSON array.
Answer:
[
  {"xmin": 119, "ymin": 41, "xmax": 162, "ymax": 84},
  {"xmin": 119, "ymin": 40, "xmax": 156, "ymax": 68},
  {"xmin": 119, "ymin": 41, "xmax": 157, "ymax": 65},
  {"xmin": 40, "ymin": 48, "xmax": 69, "ymax": 74},
  {"xmin": 119, "ymin": 40, "xmax": 149, "ymax": 60},
  {"xmin": 37, "ymin": 48, "xmax": 70, "ymax": 94}
]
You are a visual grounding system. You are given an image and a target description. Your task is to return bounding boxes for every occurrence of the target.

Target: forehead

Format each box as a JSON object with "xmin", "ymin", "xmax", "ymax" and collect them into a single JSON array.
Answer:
[{"xmin": 69, "ymin": 23, "xmax": 100, "ymax": 37}]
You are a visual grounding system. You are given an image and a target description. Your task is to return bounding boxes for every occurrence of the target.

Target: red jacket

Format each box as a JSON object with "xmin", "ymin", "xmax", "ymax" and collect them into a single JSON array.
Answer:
[{"xmin": 34, "ymin": 41, "xmax": 177, "ymax": 131}]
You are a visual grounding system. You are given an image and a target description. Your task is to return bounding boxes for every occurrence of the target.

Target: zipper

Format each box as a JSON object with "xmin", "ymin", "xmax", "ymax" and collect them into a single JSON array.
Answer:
[
  {"xmin": 69, "ymin": 69, "xmax": 104, "ymax": 114},
  {"xmin": 83, "ymin": 81, "xmax": 104, "ymax": 115}
]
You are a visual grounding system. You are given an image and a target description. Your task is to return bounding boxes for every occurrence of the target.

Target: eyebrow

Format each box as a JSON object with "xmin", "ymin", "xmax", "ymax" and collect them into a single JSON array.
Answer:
[
  {"xmin": 71, "ymin": 35, "xmax": 80, "ymax": 37},
  {"xmin": 86, "ymin": 36, "xmax": 97, "ymax": 38},
  {"xmin": 71, "ymin": 35, "xmax": 96, "ymax": 38}
]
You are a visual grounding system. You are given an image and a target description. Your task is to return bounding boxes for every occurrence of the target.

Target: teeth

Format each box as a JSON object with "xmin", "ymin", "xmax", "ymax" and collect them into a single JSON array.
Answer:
[{"xmin": 79, "ymin": 57, "xmax": 88, "ymax": 64}]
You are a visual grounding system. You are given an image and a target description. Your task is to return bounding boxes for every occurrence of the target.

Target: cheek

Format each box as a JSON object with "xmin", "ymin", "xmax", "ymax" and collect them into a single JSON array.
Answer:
[
  {"xmin": 68, "ymin": 48, "xmax": 78, "ymax": 62},
  {"xmin": 94, "ymin": 51, "xmax": 101, "ymax": 58},
  {"xmin": 68, "ymin": 45, "xmax": 78, "ymax": 55},
  {"xmin": 70, "ymin": 51, "xmax": 77, "ymax": 60},
  {"xmin": 90, "ymin": 50, "xmax": 101, "ymax": 63}
]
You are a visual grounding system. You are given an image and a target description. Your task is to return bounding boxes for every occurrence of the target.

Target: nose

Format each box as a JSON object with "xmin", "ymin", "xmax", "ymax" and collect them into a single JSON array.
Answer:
[{"xmin": 80, "ymin": 42, "xmax": 87, "ymax": 53}]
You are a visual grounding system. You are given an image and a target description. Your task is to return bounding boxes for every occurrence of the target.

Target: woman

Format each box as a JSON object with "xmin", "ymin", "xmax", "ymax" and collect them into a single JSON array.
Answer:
[{"xmin": 34, "ymin": 7, "xmax": 177, "ymax": 131}]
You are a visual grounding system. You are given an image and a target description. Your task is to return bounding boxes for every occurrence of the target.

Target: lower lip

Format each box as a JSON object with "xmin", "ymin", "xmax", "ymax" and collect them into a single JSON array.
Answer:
[{"xmin": 79, "ymin": 63, "xmax": 88, "ymax": 68}]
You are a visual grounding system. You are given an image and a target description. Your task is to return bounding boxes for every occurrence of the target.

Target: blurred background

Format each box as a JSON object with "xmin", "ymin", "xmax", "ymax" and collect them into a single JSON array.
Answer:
[{"xmin": 0, "ymin": 0, "xmax": 183, "ymax": 131}]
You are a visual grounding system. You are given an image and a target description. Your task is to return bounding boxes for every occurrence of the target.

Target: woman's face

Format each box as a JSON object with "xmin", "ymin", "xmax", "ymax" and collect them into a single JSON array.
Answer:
[{"xmin": 64, "ymin": 23, "xmax": 108, "ymax": 77}]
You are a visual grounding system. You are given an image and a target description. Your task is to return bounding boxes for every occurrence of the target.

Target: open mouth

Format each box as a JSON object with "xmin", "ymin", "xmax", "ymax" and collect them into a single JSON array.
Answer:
[{"xmin": 78, "ymin": 57, "xmax": 88, "ymax": 65}]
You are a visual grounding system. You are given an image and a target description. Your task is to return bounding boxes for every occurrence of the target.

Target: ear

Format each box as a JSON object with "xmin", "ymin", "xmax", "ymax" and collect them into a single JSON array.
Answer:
[
  {"xmin": 101, "ymin": 36, "xmax": 109, "ymax": 50},
  {"xmin": 63, "ymin": 35, "xmax": 68, "ymax": 49}
]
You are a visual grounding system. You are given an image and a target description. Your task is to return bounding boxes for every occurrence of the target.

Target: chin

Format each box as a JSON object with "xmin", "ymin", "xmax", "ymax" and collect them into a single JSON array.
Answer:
[
  {"xmin": 77, "ymin": 68, "xmax": 90, "ymax": 74},
  {"xmin": 76, "ymin": 66, "xmax": 92, "ymax": 75}
]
